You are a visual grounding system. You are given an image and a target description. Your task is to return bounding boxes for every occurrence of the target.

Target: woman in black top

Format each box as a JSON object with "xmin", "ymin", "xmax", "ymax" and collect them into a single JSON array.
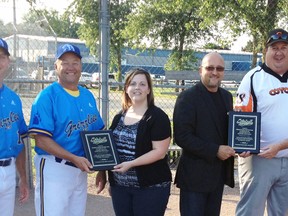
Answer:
[{"xmin": 96, "ymin": 68, "xmax": 172, "ymax": 216}]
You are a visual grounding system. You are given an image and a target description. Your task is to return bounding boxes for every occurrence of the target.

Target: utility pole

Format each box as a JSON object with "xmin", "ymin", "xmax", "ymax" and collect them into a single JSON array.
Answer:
[
  {"xmin": 13, "ymin": 0, "xmax": 17, "ymax": 58},
  {"xmin": 99, "ymin": 0, "xmax": 110, "ymax": 126}
]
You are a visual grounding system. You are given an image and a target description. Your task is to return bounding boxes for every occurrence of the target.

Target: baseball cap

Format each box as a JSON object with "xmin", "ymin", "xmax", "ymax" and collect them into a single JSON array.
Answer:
[
  {"xmin": 0, "ymin": 38, "xmax": 10, "ymax": 56},
  {"xmin": 56, "ymin": 44, "xmax": 82, "ymax": 59},
  {"xmin": 266, "ymin": 28, "xmax": 288, "ymax": 47}
]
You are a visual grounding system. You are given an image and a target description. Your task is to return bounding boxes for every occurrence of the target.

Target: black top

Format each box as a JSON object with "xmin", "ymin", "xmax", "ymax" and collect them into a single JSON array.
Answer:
[{"xmin": 108, "ymin": 105, "xmax": 172, "ymax": 187}]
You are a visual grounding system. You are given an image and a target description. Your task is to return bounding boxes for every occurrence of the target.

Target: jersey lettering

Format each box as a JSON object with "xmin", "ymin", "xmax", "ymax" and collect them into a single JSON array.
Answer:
[
  {"xmin": 65, "ymin": 114, "xmax": 98, "ymax": 137},
  {"xmin": 0, "ymin": 112, "xmax": 19, "ymax": 129},
  {"xmin": 269, "ymin": 87, "xmax": 288, "ymax": 95}
]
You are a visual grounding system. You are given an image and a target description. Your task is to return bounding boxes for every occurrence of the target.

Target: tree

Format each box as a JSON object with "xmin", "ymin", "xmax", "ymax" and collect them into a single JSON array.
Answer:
[
  {"xmin": 279, "ymin": 0, "xmax": 288, "ymax": 29},
  {"xmin": 67, "ymin": 0, "xmax": 135, "ymax": 83},
  {"xmin": 242, "ymin": 40, "xmax": 263, "ymax": 54},
  {"xmin": 203, "ymin": 43, "xmax": 230, "ymax": 50},
  {"xmin": 126, "ymin": 1, "xmax": 208, "ymax": 48},
  {"xmin": 0, "ymin": 20, "xmax": 14, "ymax": 38},
  {"xmin": 200, "ymin": 0, "xmax": 285, "ymax": 67},
  {"xmin": 123, "ymin": 0, "xmax": 213, "ymax": 89},
  {"xmin": 22, "ymin": 9, "xmax": 79, "ymax": 38}
]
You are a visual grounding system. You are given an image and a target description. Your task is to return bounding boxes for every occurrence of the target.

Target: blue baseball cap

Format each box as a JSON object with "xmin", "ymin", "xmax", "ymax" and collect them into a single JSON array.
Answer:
[
  {"xmin": 56, "ymin": 44, "xmax": 82, "ymax": 59},
  {"xmin": 0, "ymin": 38, "xmax": 10, "ymax": 56}
]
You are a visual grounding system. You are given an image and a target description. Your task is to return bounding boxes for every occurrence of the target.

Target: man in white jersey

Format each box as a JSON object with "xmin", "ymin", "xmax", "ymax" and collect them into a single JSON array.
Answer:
[
  {"xmin": 29, "ymin": 44, "xmax": 105, "ymax": 216},
  {"xmin": 235, "ymin": 28, "xmax": 288, "ymax": 216}
]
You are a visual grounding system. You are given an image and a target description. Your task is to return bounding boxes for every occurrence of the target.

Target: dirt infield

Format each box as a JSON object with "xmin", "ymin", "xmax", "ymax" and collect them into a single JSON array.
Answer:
[{"xmin": 15, "ymin": 180, "xmax": 241, "ymax": 216}]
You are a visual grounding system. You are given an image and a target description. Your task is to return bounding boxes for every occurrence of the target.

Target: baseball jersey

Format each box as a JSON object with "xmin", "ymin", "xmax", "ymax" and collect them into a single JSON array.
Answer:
[
  {"xmin": 0, "ymin": 84, "xmax": 28, "ymax": 159},
  {"xmin": 235, "ymin": 63, "xmax": 288, "ymax": 157},
  {"xmin": 29, "ymin": 82, "xmax": 105, "ymax": 156}
]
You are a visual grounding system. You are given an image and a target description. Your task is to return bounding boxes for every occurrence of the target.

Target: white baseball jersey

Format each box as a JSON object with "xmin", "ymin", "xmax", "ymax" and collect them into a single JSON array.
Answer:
[{"xmin": 235, "ymin": 64, "xmax": 288, "ymax": 157}]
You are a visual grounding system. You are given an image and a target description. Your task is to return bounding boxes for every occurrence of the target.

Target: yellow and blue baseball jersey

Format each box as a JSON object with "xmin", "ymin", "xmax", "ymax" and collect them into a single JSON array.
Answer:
[
  {"xmin": 29, "ymin": 82, "xmax": 105, "ymax": 156},
  {"xmin": 0, "ymin": 85, "xmax": 27, "ymax": 159}
]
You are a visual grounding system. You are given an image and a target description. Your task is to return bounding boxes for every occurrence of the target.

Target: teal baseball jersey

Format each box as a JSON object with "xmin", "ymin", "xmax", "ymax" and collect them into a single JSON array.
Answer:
[{"xmin": 29, "ymin": 82, "xmax": 105, "ymax": 156}]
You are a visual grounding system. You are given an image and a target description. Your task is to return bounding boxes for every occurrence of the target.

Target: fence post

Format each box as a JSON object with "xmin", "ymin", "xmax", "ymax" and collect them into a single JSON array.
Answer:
[{"xmin": 25, "ymin": 138, "xmax": 33, "ymax": 189}]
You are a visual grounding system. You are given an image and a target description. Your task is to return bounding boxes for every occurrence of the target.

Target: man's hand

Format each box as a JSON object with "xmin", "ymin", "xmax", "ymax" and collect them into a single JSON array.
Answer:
[
  {"xmin": 71, "ymin": 156, "xmax": 93, "ymax": 172},
  {"xmin": 258, "ymin": 144, "xmax": 280, "ymax": 159},
  {"xmin": 238, "ymin": 151, "xmax": 251, "ymax": 158},
  {"xmin": 217, "ymin": 145, "xmax": 236, "ymax": 160},
  {"xmin": 18, "ymin": 179, "xmax": 29, "ymax": 204},
  {"xmin": 95, "ymin": 171, "xmax": 107, "ymax": 194}
]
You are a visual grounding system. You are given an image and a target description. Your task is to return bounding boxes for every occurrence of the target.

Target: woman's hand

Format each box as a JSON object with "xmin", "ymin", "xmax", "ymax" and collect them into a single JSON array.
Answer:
[{"xmin": 112, "ymin": 161, "xmax": 133, "ymax": 173}]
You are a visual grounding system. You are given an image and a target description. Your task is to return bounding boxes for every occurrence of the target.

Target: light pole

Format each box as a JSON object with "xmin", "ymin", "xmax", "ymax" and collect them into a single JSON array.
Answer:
[
  {"xmin": 26, "ymin": 0, "xmax": 58, "ymax": 58},
  {"xmin": 36, "ymin": 15, "xmax": 58, "ymax": 55},
  {"xmin": 36, "ymin": 15, "xmax": 57, "ymax": 89}
]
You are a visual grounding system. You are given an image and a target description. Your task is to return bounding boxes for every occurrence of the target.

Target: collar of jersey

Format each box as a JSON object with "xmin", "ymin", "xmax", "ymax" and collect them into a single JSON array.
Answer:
[{"xmin": 64, "ymin": 88, "xmax": 80, "ymax": 97}]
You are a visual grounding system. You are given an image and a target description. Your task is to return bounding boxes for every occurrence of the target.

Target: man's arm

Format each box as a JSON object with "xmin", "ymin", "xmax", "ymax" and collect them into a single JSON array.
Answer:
[
  {"xmin": 34, "ymin": 134, "xmax": 93, "ymax": 172},
  {"xmin": 15, "ymin": 140, "xmax": 29, "ymax": 204}
]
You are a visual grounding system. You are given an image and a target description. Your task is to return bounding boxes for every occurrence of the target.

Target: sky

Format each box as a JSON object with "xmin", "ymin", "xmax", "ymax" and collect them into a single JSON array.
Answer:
[
  {"xmin": 0, "ymin": 0, "xmax": 247, "ymax": 52},
  {"xmin": 0, "ymin": 0, "xmax": 72, "ymax": 24},
  {"xmin": 231, "ymin": 35, "xmax": 250, "ymax": 52}
]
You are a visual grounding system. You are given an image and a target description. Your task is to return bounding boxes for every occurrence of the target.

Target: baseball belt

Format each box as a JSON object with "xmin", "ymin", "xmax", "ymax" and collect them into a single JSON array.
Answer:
[
  {"xmin": 0, "ymin": 158, "xmax": 12, "ymax": 167},
  {"xmin": 55, "ymin": 157, "xmax": 77, "ymax": 168}
]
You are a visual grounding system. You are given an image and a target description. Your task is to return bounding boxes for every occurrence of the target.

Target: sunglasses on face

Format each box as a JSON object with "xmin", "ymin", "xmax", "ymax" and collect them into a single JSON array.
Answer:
[
  {"xmin": 202, "ymin": 66, "xmax": 225, "ymax": 72},
  {"xmin": 266, "ymin": 33, "xmax": 288, "ymax": 44}
]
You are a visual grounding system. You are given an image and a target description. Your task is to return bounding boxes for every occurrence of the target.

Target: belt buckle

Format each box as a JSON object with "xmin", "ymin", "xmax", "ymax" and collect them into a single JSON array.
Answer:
[
  {"xmin": 0, "ymin": 158, "xmax": 11, "ymax": 167},
  {"xmin": 55, "ymin": 157, "xmax": 63, "ymax": 163},
  {"xmin": 55, "ymin": 157, "xmax": 76, "ymax": 168}
]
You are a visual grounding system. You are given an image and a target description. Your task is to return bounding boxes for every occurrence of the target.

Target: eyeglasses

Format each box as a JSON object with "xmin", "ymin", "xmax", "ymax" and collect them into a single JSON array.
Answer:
[
  {"xmin": 266, "ymin": 32, "xmax": 288, "ymax": 44},
  {"xmin": 202, "ymin": 66, "xmax": 225, "ymax": 72}
]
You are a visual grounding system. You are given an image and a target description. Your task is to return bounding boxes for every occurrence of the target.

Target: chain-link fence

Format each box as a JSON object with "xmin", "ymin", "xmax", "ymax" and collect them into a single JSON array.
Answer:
[{"xmin": 1, "ymin": 0, "xmax": 287, "ymax": 187}]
